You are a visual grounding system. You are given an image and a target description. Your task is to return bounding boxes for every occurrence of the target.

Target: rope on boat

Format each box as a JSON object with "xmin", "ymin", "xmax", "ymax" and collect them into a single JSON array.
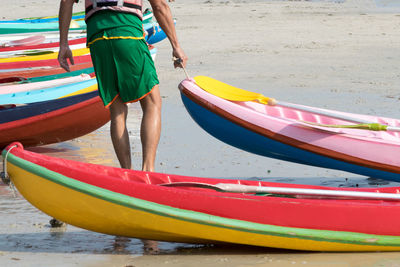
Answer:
[
  {"xmin": 1, "ymin": 145, "xmax": 18, "ymax": 197},
  {"xmin": 173, "ymin": 57, "xmax": 190, "ymax": 79}
]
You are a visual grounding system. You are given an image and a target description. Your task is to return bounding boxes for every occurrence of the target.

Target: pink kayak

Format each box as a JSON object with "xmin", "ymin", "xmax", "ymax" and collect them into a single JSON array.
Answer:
[
  {"xmin": 179, "ymin": 78, "xmax": 400, "ymax": 182},
  {"xmin": 0, "ymin": 74, "xmax": 92, "ymax": 95}
]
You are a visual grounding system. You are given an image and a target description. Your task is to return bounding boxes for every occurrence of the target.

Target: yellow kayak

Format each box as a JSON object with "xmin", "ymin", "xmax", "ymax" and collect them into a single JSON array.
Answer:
[{"xmin": 0, "ymin": 47, "xmax": 89, "ymax": 63}]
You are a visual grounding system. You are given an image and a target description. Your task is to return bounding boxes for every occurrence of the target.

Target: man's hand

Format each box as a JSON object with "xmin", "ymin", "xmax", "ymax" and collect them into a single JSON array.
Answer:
[
  {"xmin": 58, "ymin": 0, "xmax": 75, "ymax": 72},
  {"xmin": 58, "ymin": 45, "xmax": 74, "ymax": 72},
  {"xmin": 172, "ymin": 46, "xmax": 187, "ymax": 69},
  {"xmin": 149, "ymin": 0, "xmax": 188, "ymax": 69}
]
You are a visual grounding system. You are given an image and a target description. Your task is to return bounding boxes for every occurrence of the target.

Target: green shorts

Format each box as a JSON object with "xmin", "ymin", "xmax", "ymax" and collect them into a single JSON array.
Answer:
[{"xmin": 89, "ymin": 27, "xmax": 159, "ymax": 108}]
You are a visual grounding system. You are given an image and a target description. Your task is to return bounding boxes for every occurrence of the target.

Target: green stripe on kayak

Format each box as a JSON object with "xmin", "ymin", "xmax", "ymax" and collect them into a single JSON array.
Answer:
[{"xmin": 26, "ymin": 67, "xmax": 94, "ymax": 83}]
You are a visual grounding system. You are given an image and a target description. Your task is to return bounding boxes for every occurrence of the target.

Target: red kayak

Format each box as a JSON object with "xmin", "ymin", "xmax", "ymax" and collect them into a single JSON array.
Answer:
[
  {"xmin": 0, "ymin": 61, "xmax": 93, "ymax": 79},
  {"xmin": 0, "ymin": 91, "xmax": 109, "ymax": 148},
  {"xmin": 3, "ymin": 142, "xmax": 400, "ymax": 251},
  {"xmin": 0, "ymin": 54, "xmax": 91, "ymax": 70}
]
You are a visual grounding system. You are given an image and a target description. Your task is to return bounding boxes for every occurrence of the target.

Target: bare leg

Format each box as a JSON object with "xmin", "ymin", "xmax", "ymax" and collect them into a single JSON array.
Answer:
[
  {"xmin": 139, "ymin": 85, "xmax": 162, "ymax": 172},
  {"xmin": 137, "ymin": 86, "xmax": 161, "ymax": 251},
  {"xmin": 109, "ymin": 96, "xmax": 131, "ymax": 169}
]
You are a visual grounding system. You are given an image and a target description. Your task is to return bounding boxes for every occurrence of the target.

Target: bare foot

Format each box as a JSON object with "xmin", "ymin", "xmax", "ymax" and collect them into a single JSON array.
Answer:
[
  {"xmin": 142, "ymin": 239, "xmax": 160, "ymax": 254},
  {"xmin": 49, "ymin": 218, "xmax": 66, "ymax": 228},
  {"xmin": 113, "ymin": 236, "xmax": 131, "ymax": 253}
]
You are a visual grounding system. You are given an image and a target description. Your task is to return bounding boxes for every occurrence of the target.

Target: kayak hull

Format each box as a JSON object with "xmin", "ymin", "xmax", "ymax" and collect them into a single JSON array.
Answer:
[
  {"xmin": 3, "ymin": 143, "xmax": 400, "ymax": 251},
  {"xmin": 178, "ymin": 79, "xmax": 400, "ymax": 182},
  {"xmin": 0, "ymin": 91, "xmax": 109, "ymax": 148},
  {"xmin": 0, "ymin": 78, "xmax": 97, "ymax": 104}
]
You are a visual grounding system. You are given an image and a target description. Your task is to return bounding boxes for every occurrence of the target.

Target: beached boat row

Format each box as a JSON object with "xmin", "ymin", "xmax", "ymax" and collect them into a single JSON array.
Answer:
[
  {"xmin": 0, "ymin": 30, "xmax": 104, "ymax": 149},
  {"xmin": 0, "ymin": 8, "xmax": 169, "ymax": 148}
]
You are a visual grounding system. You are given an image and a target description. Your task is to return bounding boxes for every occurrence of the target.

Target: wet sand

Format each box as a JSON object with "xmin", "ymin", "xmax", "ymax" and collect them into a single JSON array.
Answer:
[{"xmin": 2, "ymin": 0, "xmax": 400, "ymax": 266}]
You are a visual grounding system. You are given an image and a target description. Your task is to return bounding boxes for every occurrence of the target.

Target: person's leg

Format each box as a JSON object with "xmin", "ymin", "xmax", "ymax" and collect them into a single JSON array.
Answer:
[
  {"xmin": 109, "ymin": 96, "xmax": 131, "ymax": 169},
  {"xmin": 139, "ymin": 85, "xmax": 162, "ymax": 172}
]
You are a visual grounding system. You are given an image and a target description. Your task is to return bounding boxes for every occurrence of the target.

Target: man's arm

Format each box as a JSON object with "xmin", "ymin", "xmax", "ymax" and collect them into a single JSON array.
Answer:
[
  {"xmin": 58, "ymin": 0, "xmax": 76, "ymax": 72},
  {"xmin": 149, "ymin": 0, "xmax": 187, "ymax": 68}
]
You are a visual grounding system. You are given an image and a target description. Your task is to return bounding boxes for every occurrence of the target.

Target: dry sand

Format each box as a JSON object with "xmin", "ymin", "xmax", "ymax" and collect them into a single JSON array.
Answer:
[{"xmin": 2, "ymin": 0, "xmax": 400, "ymax": 266}]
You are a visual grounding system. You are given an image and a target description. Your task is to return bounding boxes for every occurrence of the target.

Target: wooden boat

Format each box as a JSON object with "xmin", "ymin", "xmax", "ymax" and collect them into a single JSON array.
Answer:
[
  {"xmin": 178, "ymin": 78, "xmax": 400, "ymax": 182},
  {"xmin": 0, "ymin": 91, "xmax": 109, "ymax": 148},
  {"xmin": 3, "ymin": 143, "xmax": 400, "ymax": 252},
  {"xmin": 0, "ymin": 78, "xmax": 97, "ymax": 104},
  {"xmin": 0, "ymin": 74, "xmax": 91, "ymax": 95}
]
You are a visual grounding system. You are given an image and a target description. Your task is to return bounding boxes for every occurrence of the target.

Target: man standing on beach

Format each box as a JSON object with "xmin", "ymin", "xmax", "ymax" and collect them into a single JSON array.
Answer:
[{"xmin": 58, "ymin": 0, "xmax": 187, "ymax": 172}]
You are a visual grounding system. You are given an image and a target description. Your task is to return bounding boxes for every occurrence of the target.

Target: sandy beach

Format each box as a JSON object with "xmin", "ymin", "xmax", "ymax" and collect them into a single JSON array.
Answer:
[{"xmin": 2, "ymin": 0, "xmax": 400, "ymax": 266}]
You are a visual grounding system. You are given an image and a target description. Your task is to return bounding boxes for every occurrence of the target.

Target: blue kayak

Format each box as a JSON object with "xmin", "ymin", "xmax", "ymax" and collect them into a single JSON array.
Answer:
[
  {"xmin": 0, "ymin": 91, "xmax": 99, "ymax": 123},
  {"xmin": 144, "ymin": 20, "xmax": 176, "ymax": 45},
  {"xmin": 0, "ymin": 78, "xmax": 97, "ymax": 105}
]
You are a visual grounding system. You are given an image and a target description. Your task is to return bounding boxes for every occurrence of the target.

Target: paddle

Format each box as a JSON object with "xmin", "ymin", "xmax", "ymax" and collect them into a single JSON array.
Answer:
[
  {"xmin": 302, "ymin": 121, "xmax": 400, "ymax": 132},
  {"xmin": 194, "ymin": 76, "xmax": 373, "ymax": 123},
  {"xmin": 192, "ymin": 75, "xmax": 400, "ymax": 132},
  {"xmin": 161, "ymin": 182, "xmax": 400, "ymax": 200}
]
